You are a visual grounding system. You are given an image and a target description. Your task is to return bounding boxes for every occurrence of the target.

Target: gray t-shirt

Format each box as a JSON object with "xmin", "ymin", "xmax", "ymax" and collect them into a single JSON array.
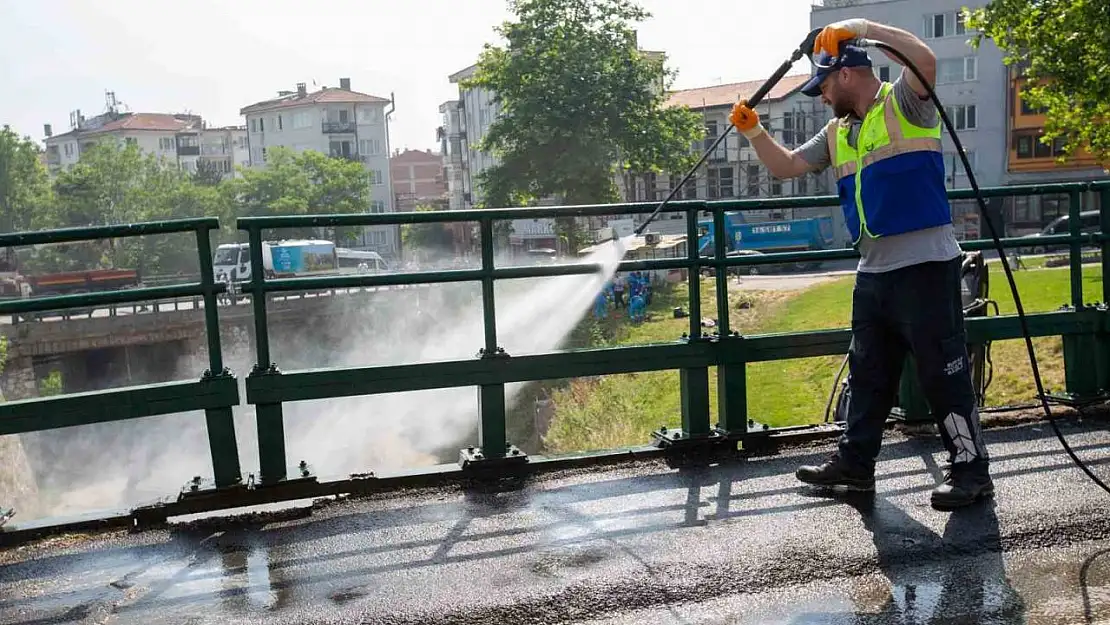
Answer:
[{"xmin": 794, "ymin": 71, "xmax": 961, "ymax": 273}]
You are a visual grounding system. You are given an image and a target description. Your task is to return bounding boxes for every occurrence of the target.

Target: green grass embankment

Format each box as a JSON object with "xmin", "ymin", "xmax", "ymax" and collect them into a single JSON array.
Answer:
[{"xmin": 542, "ymin": 263, "xmax": 1102, "ymax": 454}]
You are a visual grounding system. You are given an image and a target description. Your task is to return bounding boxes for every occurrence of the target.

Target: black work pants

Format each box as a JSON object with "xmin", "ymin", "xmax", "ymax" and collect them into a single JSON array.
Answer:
[{"xmin": 838, "ymin": 256, "xmax": 989, "ymax": 472}]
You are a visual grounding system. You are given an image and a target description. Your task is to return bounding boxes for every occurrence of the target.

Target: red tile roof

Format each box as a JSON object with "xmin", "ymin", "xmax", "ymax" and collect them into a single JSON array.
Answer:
[
  {"xmin": 666, "ymin": 74, "xmax": 812, "ymax": 110},
  {"xmin": 240, "ymin": 87, "xmax": 391, "ymax": 115},
  {"xmin": 390, "ymin": 148, "xmax": 441, "ymax": 163},
  {"xmin": 96, "ymin": 113, "xmax": 198, "ymax": 132}
]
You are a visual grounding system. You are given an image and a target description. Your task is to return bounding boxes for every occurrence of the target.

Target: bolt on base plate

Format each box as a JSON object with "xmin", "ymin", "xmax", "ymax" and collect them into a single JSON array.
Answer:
[
  {"xmin": 0, "ymin": 508, "xmax": 14, "ymax": 528},
  {"xmin": 459, "ymin": 445, "xmax": 529, "ymax": 470},
  {"xmin": 650, "ymin": 426, "xmax": 725, "ymax": 449}
]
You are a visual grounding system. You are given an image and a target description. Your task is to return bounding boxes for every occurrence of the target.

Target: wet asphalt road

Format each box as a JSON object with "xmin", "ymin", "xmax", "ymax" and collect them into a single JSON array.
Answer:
[{"xmin": 4, "ymin": 419, "xmax": 1110, "ymax": 624}]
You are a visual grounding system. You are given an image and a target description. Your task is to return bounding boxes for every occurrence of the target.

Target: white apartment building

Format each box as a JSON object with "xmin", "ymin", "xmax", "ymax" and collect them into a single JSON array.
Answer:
[
  {"xmin": 43, "ymin": 110, "xmax": 247, "ymax": 179},
  {"xmin": 239, "ymin": 78, "xmax": 399, "ymax": 258},
  {"xmin": 442, "ymin": 65, "xmax": 559, "ymax": 253}
]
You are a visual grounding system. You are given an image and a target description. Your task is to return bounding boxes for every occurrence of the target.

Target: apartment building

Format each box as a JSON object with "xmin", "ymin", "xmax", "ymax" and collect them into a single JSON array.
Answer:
[
  {"xmin": 390, "ymin": 148, "xmax": 447, "ymax": 211},
  {"xmin": 240, "ymin": 78, "xmax": 398, "ymax": 258},
  {"xmin": 441, "ymin": 65, "xmax": 558, "ymax": 254},
  {"xmin": 43, "ymin": 109, "xmax": 247, "ymax": 179}
]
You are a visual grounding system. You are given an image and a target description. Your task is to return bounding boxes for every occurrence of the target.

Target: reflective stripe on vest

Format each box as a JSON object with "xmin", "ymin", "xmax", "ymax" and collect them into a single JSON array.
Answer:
[{"xmin": 826, "ymin": 82, "xmax": 948, "ymax": 244}]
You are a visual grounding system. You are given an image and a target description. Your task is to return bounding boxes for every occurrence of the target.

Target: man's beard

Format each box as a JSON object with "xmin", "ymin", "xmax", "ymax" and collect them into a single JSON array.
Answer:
[{"xmin": 832, "ymin": 98, "xmax": 854, "ymax": 118}]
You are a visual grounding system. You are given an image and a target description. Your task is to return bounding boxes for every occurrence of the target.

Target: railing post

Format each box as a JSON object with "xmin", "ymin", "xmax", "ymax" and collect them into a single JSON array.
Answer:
[
  {"xmin": 660, "ymin": 204, "xmax": 712, "ymax": 446},
  {"xmin": 1057, "ymin": 187, "xmax": 1106, "ymax": 403},
  {"xmin": 712, "ymin": 207, "xmax": 748, "ymax": 442},
  {"xmin": 247, "ymin": 226, "xmax": 288, "ymax": 484},
  {"xmin": 195, "ymin": 226, "xmax": 242, "ymax": 488},
  {"xmin": 464, "ymin": 216, "xmax": 514, "ymax": 467}
]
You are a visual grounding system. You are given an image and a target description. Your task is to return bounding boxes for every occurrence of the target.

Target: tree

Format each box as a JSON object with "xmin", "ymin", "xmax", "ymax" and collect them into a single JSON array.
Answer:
[
  {"xmin": 463, "ymin": 0, "xmax": 704, "ymax": 252},
  {"xmin": 33, "ymin": 141, "xmax": 224, "ymax": 276},
  {"xmin": 0, "ymin": 126, "xmax": 52, "ymax": 233},
  {"xmin": 967, "ymin": 0, "xmax": 1110, "ymax": 164},
  {"xmin": 401, "ymin": 203, "xmax": 459, "ymax": 262},
  {"xmin": 222, "ymin": 147, "xmax": 373, "ymax": 241}
]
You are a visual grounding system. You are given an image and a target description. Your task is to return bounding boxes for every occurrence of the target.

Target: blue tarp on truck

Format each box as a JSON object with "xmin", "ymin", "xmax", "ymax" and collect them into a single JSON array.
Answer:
[{"xmin": 698, "ymin": 214, "xmax": 835, "ymax": 256}]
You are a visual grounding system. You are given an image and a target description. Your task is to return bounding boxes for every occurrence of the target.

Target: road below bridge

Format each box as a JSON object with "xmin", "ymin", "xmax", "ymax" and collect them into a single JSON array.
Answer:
[{"xmin": 4, "ymin": 415, "xmax": 1110, "ymax": 624}]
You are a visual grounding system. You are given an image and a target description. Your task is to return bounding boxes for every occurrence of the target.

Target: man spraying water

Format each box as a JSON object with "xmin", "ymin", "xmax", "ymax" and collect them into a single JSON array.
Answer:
[{"xmin": 729, "ymin": 19, "xmax": 993, "ymax": 511}]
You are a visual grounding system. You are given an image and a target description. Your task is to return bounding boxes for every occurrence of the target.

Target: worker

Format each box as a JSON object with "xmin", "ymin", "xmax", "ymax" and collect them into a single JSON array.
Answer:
[
  {"xmin": 729, "ymin": 19, "xmax": 992, "ymax": 510},
  {"xmin": 629, "ymin": 291, "xmax": 646, "ymax": 323}
]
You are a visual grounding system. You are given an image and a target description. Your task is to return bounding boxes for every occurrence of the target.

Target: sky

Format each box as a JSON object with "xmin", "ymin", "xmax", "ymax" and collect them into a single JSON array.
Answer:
[{"xmin": 0, "ymin": 0, "xmax": 819, "ymax": 154}]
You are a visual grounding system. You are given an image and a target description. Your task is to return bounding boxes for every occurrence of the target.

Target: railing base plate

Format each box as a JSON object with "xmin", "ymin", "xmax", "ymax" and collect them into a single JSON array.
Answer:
[
  {"xmin": 651, "ymin": 427, "xmax": 726, "ymax": 449},
  {"xmin": 1044, "ymin": 392, "xmax": 1110, "ymax": 408},
  {"xmin": 459, "ymin": 445, "xmax": 529, "ymax": 470}
]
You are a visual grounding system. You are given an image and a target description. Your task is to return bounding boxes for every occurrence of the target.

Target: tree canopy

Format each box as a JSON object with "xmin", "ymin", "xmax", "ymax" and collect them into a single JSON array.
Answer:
[
  {"xmin": 0, "ymin": 126, "xmax": 51, "ymax": 233},
  {"xmin": 968, "ymin": 0, "xmax": 1110, "ymax": 164},
  {"xmin": 462, "ymin": 0, "xmax": 704, "ymax": 249},
  {"xmin": 0, "ymin": 138, "xmax": 379, "ymax": 276}
]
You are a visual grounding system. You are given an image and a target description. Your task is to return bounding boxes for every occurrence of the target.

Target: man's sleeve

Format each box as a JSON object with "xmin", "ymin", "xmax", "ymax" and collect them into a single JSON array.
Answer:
[
  {"xmin": 792, "ymin": 124, "xmax": 831, "ymax": 173},
  {"xmin": 892, "ymin": 69, "xmax": 939, "ymax": 128}
]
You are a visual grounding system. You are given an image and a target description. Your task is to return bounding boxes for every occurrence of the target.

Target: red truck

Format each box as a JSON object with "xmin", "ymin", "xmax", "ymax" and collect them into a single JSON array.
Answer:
[{"xmin": 0, "ymin": 248, "xmax": 142, "ymax": 319}]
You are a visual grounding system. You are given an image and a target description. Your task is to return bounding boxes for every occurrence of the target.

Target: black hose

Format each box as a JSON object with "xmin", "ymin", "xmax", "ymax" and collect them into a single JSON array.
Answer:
[{"xmin": 862, "ymin": 39, "xmax": 1110, "ymax": 495}]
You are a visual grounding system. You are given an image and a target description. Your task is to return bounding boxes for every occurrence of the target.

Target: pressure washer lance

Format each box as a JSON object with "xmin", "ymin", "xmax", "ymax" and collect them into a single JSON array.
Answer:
[{"xmin": 632, "ymin": 28, "xmax": 824, "ymax": 237}]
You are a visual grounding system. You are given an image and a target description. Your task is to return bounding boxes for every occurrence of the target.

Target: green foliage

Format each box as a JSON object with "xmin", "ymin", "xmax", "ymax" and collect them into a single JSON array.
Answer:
[
  {"xmin": 462, "ymin": 0, "xmax": 704, "ymax": 249},
  {"xmin": 0, "ymin": 126, "xmax": 52, "ymax": 233},
  {"xmin": 401, "ymin": 203, "xmax": 458, "ymax": 260},
  {"xmin": 30, "ymin": 141, "xmax": 226, "ymax": 276},
  {"xmin": 967, "ymin": 0, "xmax": 1110, "ymax": 164},
  {"xmin": 221, "ymin": 147, "xmax": 373, "ymax": 241},
  {"xmin": 38, "ymin": 370, "xmax": 63, "ymax": 397}
]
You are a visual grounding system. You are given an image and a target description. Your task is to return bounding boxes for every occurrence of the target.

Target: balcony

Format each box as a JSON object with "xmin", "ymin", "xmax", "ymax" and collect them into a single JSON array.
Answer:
[{"xmin": 322, "ymin": 120, "xmax": 356, "ymax": 134}]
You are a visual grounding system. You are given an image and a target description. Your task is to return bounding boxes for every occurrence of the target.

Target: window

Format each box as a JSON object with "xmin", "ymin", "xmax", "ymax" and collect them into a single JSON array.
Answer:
[
  {"xmin": 358, "ymin": 107, "xmax": 381, "ymax": 124},
  {"xmin": 259, "ymin": 117, "xmax": 265, "ymax": 132},
  {"xmin": 330, "ymin": 140, "xmax": 353, "ymax": 157},
  {"xmin": 1016, "ymin": 135, "xmax": 1033, "ymax": 158},
  {"xmin": 746, "ymin": 164, "xmax": 760, "ymax": 196},
  {"xmin": 250, "ymin": 119, "xmax": 257, "ymax": 133},
  {"xmin": 177, "ymin": 135, "xmax": 199, "ymax": 148},
  {"xmin": 796, "ymin": 175, "xmax": 808, "ymax": 196},
  {"xmin": 359, "ymin": 139, "xmax": 382, "ymax": 156},
  {"xmin": 291, "ymin": 111, "xmax": 313, "ymax": 129},
  {"xmin": 771, "ymin": 179, "xmax": 782, "ymax": 196},
  {"xmin": 1020, "ymin": 94, "xmax": 1049, "ymax": 115},
  {"xmin": 276, "ymin": 115, "xmax": 283, "ymax": 131},
  {"xmin": 125, "ymin": 137, "xmax": 137, "ymax": 146},
  {"xmin": 937, "ymin": 57, "xmax": 977, "ymax": 84},
  {"xmin": 945, "ymin": 104, "xmax": 977, "ymax": 130},
  {"xmin": 370, "ymin": 170, "xmax": 384, "ymax": 185},
  {"xmin": 370, "ymin": 200, "xmax": 386, "ymax": 213},
  {"xmin": 369, "ymin": 230, "xmax": 389, "ymax": 246},
  {"xmin": 261, "ymin": 147, "xmax": 268, "ymax": 161},
  {"xmin": 1052, "ymin": 136, "xmax": 1068, "ymax": 157},
  {"xmin": 64, "ymin": 143, "xmax": 75, "ymax": 157},
  {"xmin": 874, "ymin": 65, "xmax": 891, "ymax": 82},
  {"xmin": 924, "ymin": 11, "xmax": 969, "ymax": 39}
]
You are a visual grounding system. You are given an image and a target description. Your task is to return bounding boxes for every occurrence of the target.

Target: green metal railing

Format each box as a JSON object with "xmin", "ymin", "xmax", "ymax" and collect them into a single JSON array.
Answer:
[
  {"xmin": 237, "ymin": 180, "xmax": 1110, "ymax": 482},
  {"xmin": 1, "ymin": 181, "xmax": 1109, "ymax": 536},
  {"xmin": 0, "ymin": 218, "xmax": 244, "ymax": 488}
]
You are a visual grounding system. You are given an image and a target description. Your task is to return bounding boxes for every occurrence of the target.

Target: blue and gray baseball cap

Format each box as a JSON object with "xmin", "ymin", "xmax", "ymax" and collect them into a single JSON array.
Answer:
[{"xmin": 800, "ymin": 43, "xmax": 874, "ymax": 97}]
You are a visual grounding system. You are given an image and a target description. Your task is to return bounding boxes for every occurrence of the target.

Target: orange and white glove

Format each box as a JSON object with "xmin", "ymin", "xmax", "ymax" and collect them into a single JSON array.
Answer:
[
  {"xmin": 814, "ymin": 18, "xmax": 870, "ymax": 57},
  {"xmin": 729, "ymin": 100, "xmax": 763, "ymax": 140}
]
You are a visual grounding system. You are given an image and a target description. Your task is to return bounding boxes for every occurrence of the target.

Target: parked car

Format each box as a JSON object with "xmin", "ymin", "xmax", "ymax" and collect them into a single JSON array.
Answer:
[{"xmin": 1023, "ymin": 210, "xmax": 1100, "ymax": 254}]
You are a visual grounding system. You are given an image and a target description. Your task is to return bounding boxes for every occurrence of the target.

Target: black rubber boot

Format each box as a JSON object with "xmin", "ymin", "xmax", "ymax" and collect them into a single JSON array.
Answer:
[
  {"xmin": 795, "ymin": 453, "xmax": 876, "ymax": 491},
  {"xmin": 930, "ymin": 460, "xmax": 994, "ymax": 510}
]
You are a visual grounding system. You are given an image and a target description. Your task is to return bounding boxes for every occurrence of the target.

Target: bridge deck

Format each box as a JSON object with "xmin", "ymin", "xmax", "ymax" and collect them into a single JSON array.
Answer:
[{"xmin": 3, "ymin": 418, "xmax": 1110, "ymax": 624}]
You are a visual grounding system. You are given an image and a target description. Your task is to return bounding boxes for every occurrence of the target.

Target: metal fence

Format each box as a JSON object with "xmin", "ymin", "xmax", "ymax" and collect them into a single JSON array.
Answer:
[{"xmin": 1, "ymin": 180, "xmax": 1108, "ymax": 536}]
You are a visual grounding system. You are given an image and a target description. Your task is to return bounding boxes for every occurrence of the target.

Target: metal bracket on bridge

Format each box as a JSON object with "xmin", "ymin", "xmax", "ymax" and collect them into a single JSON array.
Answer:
[
  {"xmin": 458, "ymin": 444, "xmax": 529, "ymax": 470},
  {"xmin": 0, "ymin": 507, "xmax": 14, "ymax": 528},
  {"xmin": 650, "ymin": 425, "xmax": 726, "ymax": 450}
]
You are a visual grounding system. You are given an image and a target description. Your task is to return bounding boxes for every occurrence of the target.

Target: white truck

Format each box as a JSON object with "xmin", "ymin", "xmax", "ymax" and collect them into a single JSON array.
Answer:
[{"xmin": 212, "ymin": 240, "xmax": 388, "ymax": 302}]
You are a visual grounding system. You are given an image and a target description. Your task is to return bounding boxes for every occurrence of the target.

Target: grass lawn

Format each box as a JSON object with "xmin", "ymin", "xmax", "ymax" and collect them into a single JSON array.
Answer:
[{"xmin": 542, "ymin": 262, "xmax": 1102, "ymax": 454}]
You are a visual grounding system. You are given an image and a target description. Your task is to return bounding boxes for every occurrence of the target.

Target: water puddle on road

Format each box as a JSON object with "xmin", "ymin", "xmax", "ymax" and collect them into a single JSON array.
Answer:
[{"xmin": 584, "ymin": 538, "xmax": 1110, "ymax": 625}]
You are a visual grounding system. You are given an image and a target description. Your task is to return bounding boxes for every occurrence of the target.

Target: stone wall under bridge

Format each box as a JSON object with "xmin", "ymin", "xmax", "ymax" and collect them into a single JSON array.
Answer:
[{"xmin": 0, "ymin": 286, "xmax": 433, "ymax": 401}]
